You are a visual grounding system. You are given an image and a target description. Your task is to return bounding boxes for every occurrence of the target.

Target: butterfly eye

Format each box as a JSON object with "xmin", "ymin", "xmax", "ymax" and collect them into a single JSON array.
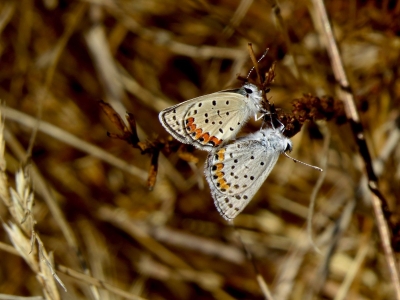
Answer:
[
  {"xmin": 285, "ymin": 143, "xmax": 293, "ymax": 152},
  {"xmin": 244, "ymin": 88, "xmax": 253, "ymax": 94}
]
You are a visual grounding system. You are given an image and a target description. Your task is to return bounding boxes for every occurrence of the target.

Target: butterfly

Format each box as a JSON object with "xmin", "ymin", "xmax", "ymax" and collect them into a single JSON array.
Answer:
[
  {"xmin": 204, "ymin": 127, "xmax": 292, "ymax": 220},
  {"xmin": 159, "ymin": 83, "xmax": 264, "ymax": 151}
]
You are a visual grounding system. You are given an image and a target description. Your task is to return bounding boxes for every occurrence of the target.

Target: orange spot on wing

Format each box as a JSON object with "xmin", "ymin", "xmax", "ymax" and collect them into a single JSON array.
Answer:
[
  {"xmin": 209, "ymin": 136, "xmax": 223, "ymax": 146},
  {"xmin": 200, "ymin": 133, "xmax": 211, "ymax": 143},
  {"xmin": 194, "ymin": 128, "xmax": 203, "ymax": 139},
  {"xmin": 185, "ymin": 118, "xmax": 222, "ymax": 147},
  {"xmin": 185, "ymin": 117, "xmax": 196, "ymax": 133},
  {"xmin": 221, "ymin": 183, "xmax": 230, "ymax": 190},
  {"xmin": 212, "ymin": 163, "xmax": 230, "ymax": 191},
  {"xmin": 217, "ymin": 149, "xmax": 225, "ymax": 161},
  {"xmin": 217, "ymin": 177, "xmax": 230, "ymax": 190},
  {"xmin": 214, "ymin": 163, "xmax": 224, "ymax": 171},
  {"xmin": 186, "ymin": 117, "xmax": 195, "ymax": 125}
]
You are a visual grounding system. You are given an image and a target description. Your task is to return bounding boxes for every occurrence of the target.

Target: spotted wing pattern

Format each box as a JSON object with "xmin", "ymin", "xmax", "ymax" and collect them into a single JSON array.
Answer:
[
  {"xmin": 204, "ymin": 128, "xmax": 292, "ymax": 220},
  {"xmin": 159, "ymin": 84, "xmax": 262, "ymax": 151}
]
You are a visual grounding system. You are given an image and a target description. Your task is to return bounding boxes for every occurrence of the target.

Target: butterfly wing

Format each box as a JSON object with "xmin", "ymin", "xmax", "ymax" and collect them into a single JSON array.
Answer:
[
  {"xmin": 205, "ymin": 138, "xmax": 280, "ymax": 220},
  {"xmin": 159, "ymin": 91, "xmax": 255, "ymax": 151}
]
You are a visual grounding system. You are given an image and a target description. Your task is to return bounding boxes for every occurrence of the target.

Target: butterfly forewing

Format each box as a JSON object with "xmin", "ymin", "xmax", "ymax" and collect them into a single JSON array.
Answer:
[
  {"xmin": 160, "ymin": 92, "xmax": 248, "ymax": 151},
  {"xmin": 159, "ymin": 84, "xmax": 262, "ymax": 151},
  {"xmin": 183, "ymin": 93, "xmax": 251, "ymax": 149},
  {"xmin": 205, "ymin": 139, "xmax": 281, "ymax": 220}
]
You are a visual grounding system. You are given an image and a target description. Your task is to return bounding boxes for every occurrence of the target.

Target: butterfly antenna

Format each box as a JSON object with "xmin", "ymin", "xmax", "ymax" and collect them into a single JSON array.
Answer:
[
  {"xmin": 283, "ymin": 152, "xmax": 323, "ymax": 172},
  {"xmin": 246, "ymin": 48, "xmax": 270, "ymax": 79}
]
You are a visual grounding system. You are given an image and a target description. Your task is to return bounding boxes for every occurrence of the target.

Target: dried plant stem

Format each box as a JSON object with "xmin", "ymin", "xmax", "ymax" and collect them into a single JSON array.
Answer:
[
  {"xmin": 3, "ymin": 108, "xmax": 149, "ymax": 298},
  {"xmin": 0, "ymin": 295, "xmax": 44, "ymax": 300},
  {"xmin": 152, "ymin": 226, "xmax": 244, "ymax": 264},
  {"xmin": 307, "ymin": 125, "xmax": 331, "ymax": 253},
  {"xmin": 44, "ymin": 3, "xmax": 87, "ymax": 89},
  {"xmin": 256, "ymin": 274, "xmax": 274, "ymax": 300},
  {"xmin": 5, "ymin": 127, "xmax": 103, "ymax": 299},
  {"xmin": 85, "ymin": 15, "xmax": 126, "ymax": 119},
  {"xmin": 4, "ymin": 129, "xmax": 79, "ymax": 249},
  {"xmin": 27, "ymin": 3, "xmax": 87, "ymax": 160},
  {"xmin": 222, "ymin": 0, "xmax": 254, "ymax": 37},
  {"xmin": 0, "ymin": 239, "xmax": 144, "ymax": 300},
  {"xmin": 247, "ymin": 43, "xmax": 263, "ymax": 85},
  {"xmin": 310, "ymin": 0, "xmax": 400, "ymax": 298},
  {"xmin": 0, "ymin": 241, "xmax": 19, "ymax": 255},
  {"xmin": 57, "ymin": 265, "xmax": 147, "ymax": 300}
]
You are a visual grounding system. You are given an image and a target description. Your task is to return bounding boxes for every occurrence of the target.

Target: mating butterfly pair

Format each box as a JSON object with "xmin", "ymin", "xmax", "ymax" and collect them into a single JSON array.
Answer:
[{"xmin": 159, "ymin": 83, "xmax": 293, "ymax": 220}]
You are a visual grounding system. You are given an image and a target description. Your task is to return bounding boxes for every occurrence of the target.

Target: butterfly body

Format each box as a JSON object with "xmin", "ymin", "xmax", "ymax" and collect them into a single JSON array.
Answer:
[
  {"xmin": 204, "ymin": 128, "xmax": 292, "ymax": 220},
  {"xmin": 159, "ymin": 83, "xmax": 263, "ymax": 151}
]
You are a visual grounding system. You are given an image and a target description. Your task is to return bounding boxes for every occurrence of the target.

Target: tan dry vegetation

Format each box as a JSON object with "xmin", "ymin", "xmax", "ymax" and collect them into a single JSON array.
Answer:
[{"xmin": 0, "ymin": 0, "xmax": 400, "ymax": 299}]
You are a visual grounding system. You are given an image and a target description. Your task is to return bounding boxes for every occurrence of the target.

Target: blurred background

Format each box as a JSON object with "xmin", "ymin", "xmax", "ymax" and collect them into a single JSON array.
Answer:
[{"xmin": 0, "ymin": 0, "xmax": 400, "ymax": 299}]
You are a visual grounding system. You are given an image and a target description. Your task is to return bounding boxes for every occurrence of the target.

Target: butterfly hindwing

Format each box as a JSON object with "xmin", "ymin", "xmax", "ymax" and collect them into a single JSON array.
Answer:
[{"xmin": 205, "ymin": 128, "xmax": 292, "ymax": 220}]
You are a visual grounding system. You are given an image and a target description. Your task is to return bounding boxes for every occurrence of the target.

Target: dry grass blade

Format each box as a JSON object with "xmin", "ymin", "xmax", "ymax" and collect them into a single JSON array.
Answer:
[
  {"xmin": 1, "ymin": 1, "xmax": 400, "ymax": 299},
  {"xmin": 57, "ymin": 265, "xmax": 149, "ymax": 300},
  {"xmin": 36, "ymin": 236, "xmax": 66, "ymax": 295},
  {"xmin": 3, "ymin": 223, "xmax": 61, "ymax": 300},
  {"xmin": 3, "ymin": 107, "xmax": 147, "ymax": 180},
  {"xmin": 310, "ymin": 0, "xmax": 400, "ymax": 298},
  {"xmin": 0, "ymin": 295, "xmax": 44, "ymax": 300},
  {"xmin": 152, "ymin": 226, "xmax": 245, "ymax": 264},
  {"xmin": 85, "ymin": 17, "xmax": 126, "ymax": 117},
  {"xmin": 222, "ymin": 0, "xmax": 254, "ymax": 37},
  {"xmin": 0, "ymin": 234, "xmax": 146, "ymax": 300},
  {"xmin": 0, "ymin": 108, "xmax": 65, "ymax": 299},
  {"xmin": 307, "ymin": 124, "xmax": 330, "ymax": 253},
  {"xmin": 0, "ymin": 105, "xmax": 11, "ymax": 210},
  {"xmin": 9, "ymin": 168, "xmax": 34, "ymax": 234}
]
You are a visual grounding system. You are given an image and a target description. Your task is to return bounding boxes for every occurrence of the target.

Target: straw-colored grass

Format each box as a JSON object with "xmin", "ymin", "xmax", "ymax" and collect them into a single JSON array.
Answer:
[{"xmin": 0, "ymin": 0, "xmax": 399, "ymax": 299}]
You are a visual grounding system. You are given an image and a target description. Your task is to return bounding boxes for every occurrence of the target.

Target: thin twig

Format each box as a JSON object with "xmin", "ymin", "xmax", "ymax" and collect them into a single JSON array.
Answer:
[
  {"xmin": 247, "ymin": 43, "xmax": 263, "ymax": 85},
  {"xmin": 307, "ymin": 125, "xmax": 331, "ymax": 253}
]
